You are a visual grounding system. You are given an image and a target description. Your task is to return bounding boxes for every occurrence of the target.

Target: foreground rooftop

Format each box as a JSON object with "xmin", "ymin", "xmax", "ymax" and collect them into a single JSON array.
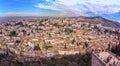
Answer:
[{"xmin": 93, "ymin": 51, "xmax": 120, "ymax": 66}]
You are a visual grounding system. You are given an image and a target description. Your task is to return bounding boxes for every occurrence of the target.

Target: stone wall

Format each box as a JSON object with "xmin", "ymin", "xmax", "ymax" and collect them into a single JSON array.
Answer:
[{"xmin": 92, "ymin": 53, "xmax": 106, "ymax": 66}]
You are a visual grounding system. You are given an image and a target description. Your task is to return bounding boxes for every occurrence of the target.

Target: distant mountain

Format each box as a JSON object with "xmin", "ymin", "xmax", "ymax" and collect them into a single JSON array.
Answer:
[
  {"xmin": 75, "ymin": 16, "xmax": 120, "ymax": 28},
  {"xmin": 0, "ymin": 16, "xmax": 39, "ymax": 23},
  {"xmin": 0, "ymin": 16, "xmax": 120, "ymax": 28},
  {"xmin": 0, "ymin": 16, "xmax": 52, "ymax": 24}
]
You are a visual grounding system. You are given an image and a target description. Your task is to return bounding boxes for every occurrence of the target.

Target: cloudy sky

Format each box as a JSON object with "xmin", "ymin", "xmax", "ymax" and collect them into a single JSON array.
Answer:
[{"xmin": 0, "ymin": 0, "xmax": 120, "ymax": 21}]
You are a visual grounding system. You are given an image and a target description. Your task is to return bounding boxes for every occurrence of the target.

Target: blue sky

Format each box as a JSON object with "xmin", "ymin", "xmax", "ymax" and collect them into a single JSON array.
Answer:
[{"xmin": 0, "ymin": 0, "xmax": 120, "ymax": 22}]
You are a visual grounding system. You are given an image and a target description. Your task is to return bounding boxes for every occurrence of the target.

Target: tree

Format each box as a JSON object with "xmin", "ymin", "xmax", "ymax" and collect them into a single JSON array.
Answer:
[
  {"xmin": 21, "ymin": 30, "xmax": 26, "ymax": 34},
  {"xmin": 65, "ymin": 28, "xmax": 73, "ymax": 34},
  {"xmin": 77, "ymin": 53, "xmax": 91, "ymax": 66},
  {"xmin": 0, "ymin": 32, "xmax": 2, "ymax": 34},
  {"xmin": 44, "ymin": 45, "xmax": 53, "ymax": 57},
  {"xmin": 53, "ymin": 23, "xmax": 58, "ymax": 27},
  {"xmin": 34, "ymin": 44, "xmax": 40, "ymax": 50},
  {"xmin": 84, "ymin": 42, "xmax": 88, "ymax": 48},
  {"xmin": 15, "ymin": 40, "xmax": 21, "ymax": 43},
  {"xmin": 39, "ymin": 22, "xmax": 44, "ymax": 26},
  {"xmin": 0, "ymin": 54, "xmax": 3, "ymax": 60},
  {"xmin": 64, "ymin": 44, "xmax": 67, "ymax": 49},
  {"xmin": 111, "ymin": 42, "xmax": 120, "ymax": 56},
  {"xmin": 9, "ymin": 31, "xmax": 17, "ymax": 36},
  {"xmin": 107, "ymin": 43, "xmax": 111, "ymax": 51},
  {"xmin": 71, "ymin": 38, "xmax": 76, "ymax": 45}
]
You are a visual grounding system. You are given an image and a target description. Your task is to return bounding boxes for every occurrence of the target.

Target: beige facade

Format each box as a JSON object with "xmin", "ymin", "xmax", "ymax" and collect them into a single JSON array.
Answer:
[{"xmin": 58, "ymin": 50, "xmax": 79, "ymax": 55}]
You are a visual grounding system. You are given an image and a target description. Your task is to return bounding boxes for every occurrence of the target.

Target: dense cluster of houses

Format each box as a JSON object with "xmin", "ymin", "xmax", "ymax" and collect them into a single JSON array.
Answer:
[{"xmin": 0, "ymin": 17, "xmax": 119, "ymax": 62}]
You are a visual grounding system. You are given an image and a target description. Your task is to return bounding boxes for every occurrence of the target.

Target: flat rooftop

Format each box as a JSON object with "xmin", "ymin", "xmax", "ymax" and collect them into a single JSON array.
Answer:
[{"xmin": 94, "ymin": 51, "xmax": 120, "ymax": 66}]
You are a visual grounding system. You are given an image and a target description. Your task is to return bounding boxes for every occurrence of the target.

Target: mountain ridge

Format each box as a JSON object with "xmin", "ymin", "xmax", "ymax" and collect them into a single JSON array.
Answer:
[
  {"xmin": 0, "ymin": 16, "xmax": 120, "ymax": 28},
  {"xmin": 75, "ymin": 16, "xmax": 120, "ymax": 28}
]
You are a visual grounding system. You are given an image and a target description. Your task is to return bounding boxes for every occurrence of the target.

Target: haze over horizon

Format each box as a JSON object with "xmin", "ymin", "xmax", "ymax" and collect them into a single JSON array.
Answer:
[{"xmin": 0, "ymin": 0, "xmax": 120, "ymax": 22}]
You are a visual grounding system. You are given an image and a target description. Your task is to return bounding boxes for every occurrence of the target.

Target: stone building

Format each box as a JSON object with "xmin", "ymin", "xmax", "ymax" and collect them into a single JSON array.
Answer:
[{"xmin": 92, "ymin": 51, "xmax": 120, "ymax": 66}]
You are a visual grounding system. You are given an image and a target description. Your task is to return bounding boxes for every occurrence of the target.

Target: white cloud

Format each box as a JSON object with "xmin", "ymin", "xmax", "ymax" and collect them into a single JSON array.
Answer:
[
  {"xmin": 36, "ymin": 1, "xmax": 87, "ymax": 16},
  {"xmin": 85, "ymin": 0, "xmax": 120, "ymax": 6},
  {"xmin": 57, "ymin": 0, "xmax": 80, "ymax": 6},
  {"xmin": 36, "ymin": 4, "xmax": 62, "ymax": 11},
  {"xmin": 36, "ymin": 0, "xmax": 120, "ymax": 16},
  {"xmin": 45, "ymin": 0, "xmax": 50, "ymax": 2}
]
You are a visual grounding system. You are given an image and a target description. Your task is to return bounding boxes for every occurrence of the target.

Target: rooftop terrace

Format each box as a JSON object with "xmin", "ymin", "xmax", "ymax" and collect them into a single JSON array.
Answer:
[{"xmin": 94, "ymin": 51, "xmax": 120, "ymax": 66}]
